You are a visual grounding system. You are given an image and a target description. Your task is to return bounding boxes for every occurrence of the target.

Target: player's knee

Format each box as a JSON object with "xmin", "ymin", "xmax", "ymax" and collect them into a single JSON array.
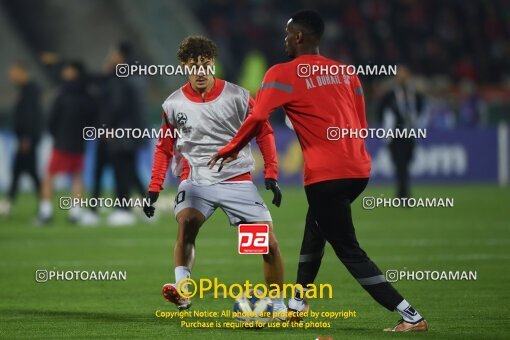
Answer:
[
  {"xmin": 269, "ymin": 236, "xmax": 279, "ymax": 251},
  {"xmin": 180, "ymin": 215, "xmax": 201, "ymax": 228},
  {"xmin": 177, "ymin": 210, "xmax": 203, "ymax": 228},
  {"xmin": 265, "ymin": 233, "xmax": 280, "ymax": 258},
  {"xmin": 176, "ymin": 214, "xmax": 202, "ymax": 243}
]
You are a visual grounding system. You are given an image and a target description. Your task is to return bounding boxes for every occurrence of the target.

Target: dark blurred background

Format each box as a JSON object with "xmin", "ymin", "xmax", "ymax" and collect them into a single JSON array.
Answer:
[{"xmin": 2, "ymin": 0, "xmax": 510, "ymax": 121}]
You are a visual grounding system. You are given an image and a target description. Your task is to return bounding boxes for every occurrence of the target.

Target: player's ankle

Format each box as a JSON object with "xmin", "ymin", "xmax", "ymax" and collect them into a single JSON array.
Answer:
[
  {"xmin": 174, "ymin": 266, "xmax": 191, "ymax": 284},
  {"xmin": 395, "ymin": 299, "xmax": 423, "ymax": 323},
  {"xmin": 38, "ymin": 200, "xmax": 53, "ymax": 219}
]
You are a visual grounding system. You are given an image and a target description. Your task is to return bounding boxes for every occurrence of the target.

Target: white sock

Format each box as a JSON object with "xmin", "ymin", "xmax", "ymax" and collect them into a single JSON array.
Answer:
[
  {"xmin": 174, "ymin": 266, "xmax": 191, "ymax": 285},
  {"xmin": 69, "ymin": 206, "xmax": 81, "ymax": 220},
  {"xmin": 39, "ymin": 200, "xmax": 53, "ymax": 218},
  {"xmin": 288, "ymin": 286, "xmax": 308, "ymax": 310},
  {"xmin": 396, "ymin": 299, "xmax": 423, "ymax": 323}
]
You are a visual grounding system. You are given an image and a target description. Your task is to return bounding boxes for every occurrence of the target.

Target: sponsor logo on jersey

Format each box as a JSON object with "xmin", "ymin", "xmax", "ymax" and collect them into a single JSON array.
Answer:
[{"xmin": 176, "ymin": 112, "xmax": 188, "ymax": 126}]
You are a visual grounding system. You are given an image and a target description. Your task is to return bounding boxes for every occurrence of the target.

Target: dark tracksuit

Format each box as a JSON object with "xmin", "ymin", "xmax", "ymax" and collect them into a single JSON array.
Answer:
[{"xmin": 8, "ymin": 82, "xmax": 42, "ymax": 201}]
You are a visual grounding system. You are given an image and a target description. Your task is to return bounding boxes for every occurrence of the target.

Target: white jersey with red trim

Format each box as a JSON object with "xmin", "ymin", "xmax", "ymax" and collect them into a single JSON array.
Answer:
[{"xmin": 162, "ymin": 81, "xmax": 255, "ymax": 186}]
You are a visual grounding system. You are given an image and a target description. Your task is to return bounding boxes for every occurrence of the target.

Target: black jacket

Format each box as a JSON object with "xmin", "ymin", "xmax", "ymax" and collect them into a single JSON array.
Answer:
[
  {"xmin": 14, "ymin": 82, "xmax": 42, "ymax": 142},
  {"xmin": 49, "ymin": 80, "xmax": 97, "ymax": 153},
  {"xmin": 101, "ymin": 75, "xmax": 145, "ymax": 154},
  {"xmin": 377, "ymin": 84, "xmax": 425, "ymax": 129}
]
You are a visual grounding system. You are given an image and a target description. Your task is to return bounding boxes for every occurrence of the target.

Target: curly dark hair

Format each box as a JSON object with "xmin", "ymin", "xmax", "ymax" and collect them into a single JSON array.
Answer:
[{"xmin": 177, "ymin": 35, "xmax": 217, "ymax": 63}]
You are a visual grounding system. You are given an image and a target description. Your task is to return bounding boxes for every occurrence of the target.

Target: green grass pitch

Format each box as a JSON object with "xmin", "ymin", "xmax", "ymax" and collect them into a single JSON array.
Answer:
[{"xmin": 0, "ymin": 184, "xmax": 508, "ymax": 339}]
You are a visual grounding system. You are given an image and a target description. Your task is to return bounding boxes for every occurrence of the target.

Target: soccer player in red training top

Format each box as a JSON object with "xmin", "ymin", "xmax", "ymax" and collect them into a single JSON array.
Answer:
[
  {"xmin": 143, "ymin": 36, "xmax": 287, "ymax": 317},
  {"xmin": 209, "ymin": 10, "xmax": 428, "ymax": 332}
]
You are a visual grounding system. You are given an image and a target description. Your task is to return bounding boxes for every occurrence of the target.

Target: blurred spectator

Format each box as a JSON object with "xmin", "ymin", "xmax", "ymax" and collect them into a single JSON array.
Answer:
[
  {"xmin": 39, "ymin": 51, "xmax": 64, "ymax": 82},
  {"xmin": 422, "ymin": 78, "xmax": 456, "ymax": 129},
  {"xmin": 0, "ymin": 63, "xmax": 42, "ymax": 217},
  {"xmin": 102, "ymin": 42, "xmax": 146, "ymax": 226},
  {"xmin": 190, "ymin": 0, "xmax": 510, "ymax": 85},
  {"xmin": 377, "ymin": 65, "xmax": 425, "ymax": 199},
  {"xmin": 457, "ymin": 79, "xmax": 487, "ymax": 127},
  {"xmin": 38, "ymin": 61, "xmax": 97, "ymax": 225}
]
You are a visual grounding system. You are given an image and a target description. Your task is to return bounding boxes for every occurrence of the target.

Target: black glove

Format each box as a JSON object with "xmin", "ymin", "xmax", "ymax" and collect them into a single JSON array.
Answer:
[
  {"xmin": 265, "ymin": 178, "xmax": 282, "ymax": 207},
  {"xmin": 143, "ymin": 191, "xmax": 159, "ymax": 218}
]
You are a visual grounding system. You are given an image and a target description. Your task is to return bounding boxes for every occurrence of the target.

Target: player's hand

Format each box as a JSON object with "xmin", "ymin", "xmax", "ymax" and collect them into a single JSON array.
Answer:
[
  {"xmin": 143, "ymin": 191, "xmax": 159, "ymax": 218},
  {"xmin": 208, "ymin": 153, "xmax": 237, "ymax": 172},
  {"xmin": 265, "ymin": 178, "xmax": 282, "ymax": 207}
]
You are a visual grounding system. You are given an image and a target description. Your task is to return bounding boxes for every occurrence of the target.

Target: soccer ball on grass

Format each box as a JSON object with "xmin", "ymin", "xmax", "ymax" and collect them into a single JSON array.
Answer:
[{"xmin": 233, "ymin": 289, "xmax": 273, "ymax": 327}]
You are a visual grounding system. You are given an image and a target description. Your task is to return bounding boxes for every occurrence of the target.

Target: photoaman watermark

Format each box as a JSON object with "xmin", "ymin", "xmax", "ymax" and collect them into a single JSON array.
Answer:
[{"xmin": 176, "ymin": 278, "xmax": 333, "ymax": 299}]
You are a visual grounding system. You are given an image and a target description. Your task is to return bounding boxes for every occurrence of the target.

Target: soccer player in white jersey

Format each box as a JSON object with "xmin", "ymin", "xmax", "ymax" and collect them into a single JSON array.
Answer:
[{"xmin": 143, "ymin": 36, "xmax": 286, "ymax": 317}]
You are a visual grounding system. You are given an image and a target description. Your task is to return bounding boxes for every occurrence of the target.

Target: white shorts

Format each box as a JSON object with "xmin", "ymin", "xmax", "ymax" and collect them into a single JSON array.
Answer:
[{"xmin": 173, "ymin": 180, "xmax": 272, "ymax": 225}]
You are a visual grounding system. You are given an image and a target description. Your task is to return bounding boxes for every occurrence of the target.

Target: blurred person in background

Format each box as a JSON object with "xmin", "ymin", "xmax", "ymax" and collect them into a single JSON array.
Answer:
[
  {"xmin": 40, "ymin": 51, "xmax": 109, "ymax": 226},
  {"xmin": 377, "ymin": 65, "xmax": 426, "ymax": 199},
  {"xmin": 102, "ymin": 42, "xmax": 146, "ymax": 226},
  {"xmin": 81, "ymin": 122, "xmax": 110, "ymax": 225},
  {"xmin": 37, "ymin": 61, "xmax": 97, "ymax": 225},
  {"xmin": 0, "ymin": 63, "xmax": 42, "ymax": 217},
  {"xmin": 77, "ymin": 50, "xmax": 116, "ymax": 226},
  {"xmin": 457, "ymin": 79, "xmax": 487, "ymax": 127},
  {"xmin": 422, "ymin": 77, "xmax": 456, "ymax": 130}
]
